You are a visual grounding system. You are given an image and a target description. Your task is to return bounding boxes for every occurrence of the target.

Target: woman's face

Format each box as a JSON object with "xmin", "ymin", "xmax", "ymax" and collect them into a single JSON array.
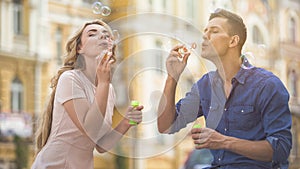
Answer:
[{"xmin": 77, "ymin": 24, "xmax": 113, "ymax": 57}]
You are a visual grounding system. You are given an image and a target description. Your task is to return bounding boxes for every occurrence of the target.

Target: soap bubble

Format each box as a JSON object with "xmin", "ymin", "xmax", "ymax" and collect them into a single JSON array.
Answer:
[
  {"xmin": 241, "ymin": 52, "xmax": 255, "ymax": 69},
  {"xmin": 178, "ymin": 42, "xmax": 197, "ymax": 60},
  {"xmin": 92, "ymin": 1, "xmax": 103, "ymax": 14},
  {"xmin": 112, "ymin": 30, "xmax": 120, "ymax": 43},
  {"xmin": 100, "ymin": 5, "xmax": 111, "ymax": 16},
  {"xmin": 92, "ymin": 1, "xmax": 111, "ymax": 16}
]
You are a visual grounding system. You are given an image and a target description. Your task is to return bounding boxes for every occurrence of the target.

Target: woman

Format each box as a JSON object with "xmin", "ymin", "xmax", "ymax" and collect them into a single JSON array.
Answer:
[{"xmin": 32, "ymin": 19, "xmax": 143, "ymax": 169}]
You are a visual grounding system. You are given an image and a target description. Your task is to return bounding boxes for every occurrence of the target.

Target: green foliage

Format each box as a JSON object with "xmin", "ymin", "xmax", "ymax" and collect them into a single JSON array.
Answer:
[{"xmin": 13, "ymin": 135, "xmax": 29, "ymax": 169}]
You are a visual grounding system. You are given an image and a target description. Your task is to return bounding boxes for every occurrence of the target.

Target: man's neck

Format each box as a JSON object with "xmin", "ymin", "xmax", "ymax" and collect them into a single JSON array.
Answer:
[{"xmin": 216, "ymin": 54, "xmax": 242, "ymax": 83}]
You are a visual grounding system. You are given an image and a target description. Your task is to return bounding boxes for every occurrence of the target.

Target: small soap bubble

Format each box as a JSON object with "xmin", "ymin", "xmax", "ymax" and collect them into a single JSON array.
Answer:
[
  {"xmin": 178, "ymin": 47, "xmax": 189, "ymax": 56},
  {"xmin": 257, "ymin": 44, "xmax": 266, "ymax": 57},
  {"xmin": 241, "ymin": 52, "xmax": 255, "ymax": 69},
  {"xmin": 163, "ymin": 39, "xmax": 173, "ymax": 52},
  {"xmin": 92, "ymin": 1, "xmax": 103, "ymax": 14},
  {"xmin": 101, "ymin": 5, "xmax": 111, "ymax": 16},
  {"xmin": 190, "ymin": 42, "xmax": 197, "ymax": 49},
  {"xmin": 178, "ymin": 42, "xmax": 197, "ymax": 59},
  {"xmin": 112, "ymin": 30, "xmax": 120, "ymax": 42}
]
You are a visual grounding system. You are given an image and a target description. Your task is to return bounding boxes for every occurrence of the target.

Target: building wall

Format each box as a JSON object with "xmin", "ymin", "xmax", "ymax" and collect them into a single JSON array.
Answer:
[{"xmin": 0, "ymin": 0, "xmax": 299, "ymax": 168}]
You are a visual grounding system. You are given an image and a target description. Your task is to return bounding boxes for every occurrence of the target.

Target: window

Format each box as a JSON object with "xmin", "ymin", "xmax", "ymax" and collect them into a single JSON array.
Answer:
[
  {"xmin": 13, "ymin": 0, "xmax": 23, "ymax": 35},
  {"xmin": 290, "ymin": 119, "xmax": 298, "ymax": 162},
  {"xmin": 187, "ymin": 0, "xmax": 195, "ymax": 19},
  {"xmin": 10, "ymin": 77, "xmax": 23, "ymax": 113},
  {"xmin": 82, "ymin": 0, "xmax": 94, "ymax": 4},
  {"xmin": 55, "ymin": 27, "xmax": 63, "ymax": 65},
  {"xmin": 148, "ymin": 0, "xmax": 153, "ymax": 11},
  {"xmin": 288, "ymin": 69, "xmax": 298, "ymax": 98},
  {"xmin": 288, "ymin": 17, "xmax": 297, "ymax": 43},
  {"xmin": 162, "ymin": 0, "xmax": 167, "ymax": 9},
  {"xmin": 253, "ymin": 25, "xmax": 264, "ymax": 44},
  {"xmin": 155, "ymin": 39, "xmax": 163, "ymax": 69}
]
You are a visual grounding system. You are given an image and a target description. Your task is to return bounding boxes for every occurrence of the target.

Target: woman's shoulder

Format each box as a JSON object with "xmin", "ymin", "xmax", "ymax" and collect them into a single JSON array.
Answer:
[
  {"xmin": 60, "ymin": 69, "xmax": 81, "ymax": 79},
  {"xmin": 57, "ymin": 70, "xmax": 84, "ymax": 86}
]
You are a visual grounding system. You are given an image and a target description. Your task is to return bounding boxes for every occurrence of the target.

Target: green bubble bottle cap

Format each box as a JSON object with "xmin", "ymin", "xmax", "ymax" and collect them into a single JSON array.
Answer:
[
  {"xmin": 129, "ymin": 100, "xmax": 139, "ymax": 125},
  {"xmin": 131, "ymin": 100, "xmax": 139, "ymax": 108},
  {"xmin": 193, "ymin": 124, "xmax": 201, "ymax": 129}
]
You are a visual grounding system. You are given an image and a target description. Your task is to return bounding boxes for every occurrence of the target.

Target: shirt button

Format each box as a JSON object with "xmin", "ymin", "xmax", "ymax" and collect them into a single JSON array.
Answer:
[
  {"xmin": 209, "ymin": 106, "xmax": 212, "ymax": 109},
  {"xmin": 241, "ymin": 109, "xmax": 244, "ymax": 113},
  {"xmin": 224, "ymin": 108, "xmax": 227, "ymax": 111},
  {"xmin": 224, "ymin": 128, "xmax": 227, "ymax": 131},
  {"xmin": 218, "ymin": 158, "xmax": 221, "ymax": 161}
]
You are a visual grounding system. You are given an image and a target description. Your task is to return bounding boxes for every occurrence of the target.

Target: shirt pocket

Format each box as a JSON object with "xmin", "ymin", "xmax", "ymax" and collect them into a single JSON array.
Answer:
[{"xmin": 228, "ymin": 105, "xmax": 259, "ymax": 131}]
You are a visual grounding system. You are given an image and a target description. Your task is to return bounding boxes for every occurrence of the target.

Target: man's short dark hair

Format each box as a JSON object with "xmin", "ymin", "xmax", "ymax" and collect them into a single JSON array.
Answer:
[{"xmin": 209, "ymin": 8, "xmax": 247, "ymax": 49}]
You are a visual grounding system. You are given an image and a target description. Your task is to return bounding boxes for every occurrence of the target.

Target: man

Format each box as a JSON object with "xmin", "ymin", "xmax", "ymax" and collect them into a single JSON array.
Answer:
[{"xmin": 158, "ymin": 8, "xmax": 292, "ymax": 168}]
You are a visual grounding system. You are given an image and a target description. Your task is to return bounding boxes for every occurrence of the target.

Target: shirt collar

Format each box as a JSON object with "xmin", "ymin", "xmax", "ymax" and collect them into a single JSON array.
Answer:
[
  {"xmin": 211, "ymin": 56, "xmax": 255, "ymax": 85},
  {"xmin": 213, "ymin": 67, "xmax": 255, "ymax": 85},
  {"xmin": 234, "ymin": 55, "xmax": 255, "ymax": 85}
]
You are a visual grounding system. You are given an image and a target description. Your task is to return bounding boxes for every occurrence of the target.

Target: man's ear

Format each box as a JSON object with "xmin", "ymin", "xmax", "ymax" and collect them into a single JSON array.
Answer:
[{"xmin": 229, "ymin": 35, "xmax": 240, "ymax": 48}]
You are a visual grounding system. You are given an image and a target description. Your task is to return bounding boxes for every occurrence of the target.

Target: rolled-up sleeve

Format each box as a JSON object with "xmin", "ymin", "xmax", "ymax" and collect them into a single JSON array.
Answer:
[
  {"xmin": 169, "ymin": 83, "xmax": 202, "ymax": 134},
  {"xmin": 259, "ymin": 77, "xmax": 292, "ymax": 163}
]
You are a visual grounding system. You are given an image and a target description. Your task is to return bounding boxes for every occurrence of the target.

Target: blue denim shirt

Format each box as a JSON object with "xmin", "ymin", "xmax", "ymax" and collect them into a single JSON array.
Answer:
[{"xmin": 170, "ymin": 67, "xmax": 292, "ymax": 169}]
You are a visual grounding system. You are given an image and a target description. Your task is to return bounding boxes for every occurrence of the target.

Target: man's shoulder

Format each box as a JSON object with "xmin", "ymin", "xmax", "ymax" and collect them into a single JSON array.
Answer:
[
  {"xmin": 199, "ymin": 71, "xmax": 217, "ymax": 80},
  {"xmin": 251, "ymin": 68, "xmax": 286, "ymax": 89},
  {"xmin": 252, "ymin": 67, "xmax": 281, "ymax": 82}
]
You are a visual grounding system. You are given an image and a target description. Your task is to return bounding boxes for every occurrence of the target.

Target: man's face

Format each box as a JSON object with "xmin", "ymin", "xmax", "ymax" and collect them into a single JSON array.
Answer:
[
  {"xmin": 201, "ymin": 17, "xmax": 232, "ymax": 62},
  {"xmin": 78, "ymin": 24, "xmax": 113, "ymax": 57}
]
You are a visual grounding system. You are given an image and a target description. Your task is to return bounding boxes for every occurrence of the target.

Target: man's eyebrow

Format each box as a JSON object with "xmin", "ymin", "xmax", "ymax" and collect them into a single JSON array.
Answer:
[
  {"xmin": 208, "ymin": 25, "xmax": 222, "ymax": 29},
  {"xmin": 204, "ymin": 26, "xmax": 221, "ymax": 31}
]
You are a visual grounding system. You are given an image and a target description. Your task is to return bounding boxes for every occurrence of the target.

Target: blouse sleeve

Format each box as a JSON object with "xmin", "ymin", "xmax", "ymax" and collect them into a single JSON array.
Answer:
[{"xmin": 56, "ymin": 71, "xmax": 86, "ymax": 104}]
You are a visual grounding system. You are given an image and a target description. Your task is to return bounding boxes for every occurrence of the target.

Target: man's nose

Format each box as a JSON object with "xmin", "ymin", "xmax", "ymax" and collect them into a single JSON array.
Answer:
[{"xmin": 202, "ymin": 32, "xmax": 209, "ymax": 40}]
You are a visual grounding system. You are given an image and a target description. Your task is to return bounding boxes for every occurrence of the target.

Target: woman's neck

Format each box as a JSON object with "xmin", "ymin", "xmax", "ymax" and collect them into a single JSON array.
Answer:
[{"xmin": 81, "ymin": 56, "xmax": 97, "ymax": 85}]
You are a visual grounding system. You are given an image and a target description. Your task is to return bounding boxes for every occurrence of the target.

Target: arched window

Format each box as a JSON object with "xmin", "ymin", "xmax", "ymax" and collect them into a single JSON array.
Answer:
[
  {"xmin": 288, "ymin": 69, "xmax": 298, "ymax": 98},
  {"xmin": 288, "ymin": 17, "xmax": 297, "ymax": 43},
  {"xmin": 253, "ymin": 25, "xmax": 264, "ymax": 44},
  {"xmin": 10, "ymin": 77, "xmax": 23, "ymax": 113},
  {"xmin": 13, "ymin": 0, "xmax": 23, "ymax": 35}
]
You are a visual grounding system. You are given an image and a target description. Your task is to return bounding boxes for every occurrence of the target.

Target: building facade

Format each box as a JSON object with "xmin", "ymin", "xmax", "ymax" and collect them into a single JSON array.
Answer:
[{"xmin": 0, "ymin": 0, "xmax": 299, "ymax": 168}]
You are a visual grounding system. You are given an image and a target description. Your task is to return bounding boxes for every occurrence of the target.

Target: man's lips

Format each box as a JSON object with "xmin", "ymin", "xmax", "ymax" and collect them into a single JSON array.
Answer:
[{"xmin": 201, "ymin": 42, "xmax": 209, "ymax": 47}]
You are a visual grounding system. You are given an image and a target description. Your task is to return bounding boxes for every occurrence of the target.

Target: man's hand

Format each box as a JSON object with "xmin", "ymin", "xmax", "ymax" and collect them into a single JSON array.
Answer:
[
  {"xmin": 166, "ymin": 44, "xmax": 190, "ymax": 81},
  {"xmin": 191, "ymin": 127, "xmax": 227, "ymax": 150}
]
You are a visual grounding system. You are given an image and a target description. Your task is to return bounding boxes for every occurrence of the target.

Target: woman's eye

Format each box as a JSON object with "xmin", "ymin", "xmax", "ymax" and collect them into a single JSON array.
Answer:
[{"xmin": 88, "ymin": 34, "xmax": 96, "ymax": 37}]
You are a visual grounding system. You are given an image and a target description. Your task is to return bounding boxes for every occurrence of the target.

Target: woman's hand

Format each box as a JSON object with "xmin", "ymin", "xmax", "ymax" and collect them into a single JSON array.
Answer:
[
  {"xmin": 125, "ymin": 105, "xmax": 144, "ymax": 126},
  {"xmin": 96, "ymin": 51, "xmax": 114, "ymax": 84}
]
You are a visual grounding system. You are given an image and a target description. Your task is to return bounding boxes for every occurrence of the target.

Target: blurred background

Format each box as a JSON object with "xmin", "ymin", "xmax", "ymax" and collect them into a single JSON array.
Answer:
[{"xmin": 0, "ymin": 0, "xmax": 299, "ymax": 168}]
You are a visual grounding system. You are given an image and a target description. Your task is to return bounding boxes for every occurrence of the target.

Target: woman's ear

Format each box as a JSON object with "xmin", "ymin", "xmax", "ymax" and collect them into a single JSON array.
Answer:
[
  {"xmin": 77, "ymin": 44, "xmax": 83, "ymax": 54},
  {"xmin": 229, "ymin": 35, "xmax": 240, "ymax": 48}
]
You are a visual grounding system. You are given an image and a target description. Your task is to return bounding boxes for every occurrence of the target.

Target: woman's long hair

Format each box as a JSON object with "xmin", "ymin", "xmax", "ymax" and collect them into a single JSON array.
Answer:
[{"xmin": 35, "ymin": 19, "xmax": 116, "ymax": 155}]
